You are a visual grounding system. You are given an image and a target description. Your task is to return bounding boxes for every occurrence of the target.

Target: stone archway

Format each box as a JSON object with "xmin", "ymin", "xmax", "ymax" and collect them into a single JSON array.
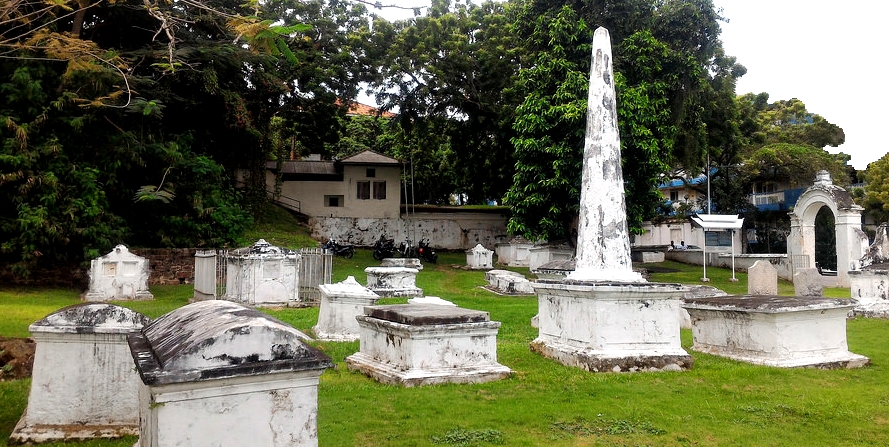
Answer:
[{"xmin": 787, "ymin": 171, "xmax": 868, "ymax": 287}]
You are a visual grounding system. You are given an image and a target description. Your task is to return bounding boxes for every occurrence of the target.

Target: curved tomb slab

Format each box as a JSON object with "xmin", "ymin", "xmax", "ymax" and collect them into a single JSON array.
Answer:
[{"xmin": 128, "ymin": 300, "xmax": 333, "ymax": 447}]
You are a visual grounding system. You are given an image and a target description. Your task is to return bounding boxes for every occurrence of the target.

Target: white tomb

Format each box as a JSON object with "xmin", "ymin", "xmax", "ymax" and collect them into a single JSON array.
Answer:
[
  {"xmin": 465, "ymin": 244, "xmax": 494, "ymax": 270},
  {"xmin": 484, "ymin": 269, "xmax": 535, "ymax": 295},
  {"xmin": 850, "ymin": 268, "xmax": 889, "ymax": 317},
  {"xmin": 381, "ymin": 257, "xmax": 424, "ymax": 270},
  {"xmin": 83, "ymin": 245, "xmax": 153, "ymax": 301},
  {"xmin": 313, "ymin": 276, "xmax": 380, "ymax": 341},
  {"xmin": 494, "ymin": 236, "xmax": 534, "ymax": 267},
  {"xmin": 11, "ymin": 303, "xmax": 149, "ymax": 444},
  {"xmin": 364, "ymin": 266, "xmax": 423, "ymax": 297},
  {"xmin": 683, "ymin": 295, "xmax": 869, "ymax": 368},
  {"xmin": 849, "ymin": 222, "xmax": 889, "ymax": 317},
  {"xmin": 530, "ymin": 27, "xmax": 692, "ymax": 372},
  {"xmin": 222, "ymin": 239, "xmax": 300, "ymax": 306},
  {"xmin": 128, "ymin": 300, "xmax": 332, "ymax": 447},
  {"xmin": 345, "ymin": 304, "xmax": 512, "ymax": 386}
]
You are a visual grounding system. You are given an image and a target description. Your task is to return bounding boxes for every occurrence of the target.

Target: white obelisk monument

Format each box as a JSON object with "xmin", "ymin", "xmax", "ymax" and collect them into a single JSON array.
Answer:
[{"xmin": 530, "ymin": 27, "xmax": 691, "ymax": 372}]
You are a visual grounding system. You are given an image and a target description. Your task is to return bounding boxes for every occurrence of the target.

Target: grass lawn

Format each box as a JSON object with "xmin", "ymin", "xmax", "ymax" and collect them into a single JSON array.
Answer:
[{"xmin": 0, "ymin": 253, "xmax": 885, "ymax": 446}]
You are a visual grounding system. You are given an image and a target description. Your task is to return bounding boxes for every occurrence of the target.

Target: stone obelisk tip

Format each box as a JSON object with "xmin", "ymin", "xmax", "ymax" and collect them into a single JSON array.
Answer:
[{"xmin": 568, "ymin": 27, "xmax": 643, "ymax": 283}]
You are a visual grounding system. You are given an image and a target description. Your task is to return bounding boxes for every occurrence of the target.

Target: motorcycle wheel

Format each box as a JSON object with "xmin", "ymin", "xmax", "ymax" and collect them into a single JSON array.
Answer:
[
  {"xmin": 344, "ymin": 247, "xmax": 354, "ymax": 259},
  {"xmin": 430, "ymin": 253, "xmax": 438, "ymax": 264},
  {"xmin": 373, "ymin": 250, "xmax": 383, "ymax": 260}
]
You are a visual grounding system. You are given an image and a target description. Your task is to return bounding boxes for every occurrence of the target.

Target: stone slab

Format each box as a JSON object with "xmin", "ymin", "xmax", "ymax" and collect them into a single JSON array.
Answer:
[{"xmin": 364, "ymin": 304, "xmax": 489, "ymax": 325}]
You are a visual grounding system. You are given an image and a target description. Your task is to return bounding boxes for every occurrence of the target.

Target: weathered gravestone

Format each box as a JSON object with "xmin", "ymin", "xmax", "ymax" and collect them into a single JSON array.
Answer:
[
  {"xmin": 364, "ymin": 266, "xmax": 423, "ymax": 297},
  {"xmin": 748, "ymin": 260, "xmax": 779, "ymax": 295},
  {"xmin": 128, "ymin": 300, "xmax": 332, "ymax": 447},
  {"xmin": 466, "ymin": 244, "xmax": 494, "ymax": 270},
  {"xmin": 11, "ymin": 304, "xmax": 149, "ymax": 444},
  {"xmin": 683, "ymin": 295, "xmax": 868, "ymax": 369},
  {"xmin": 346, "ymin": 304, "xmax": 512, "ymax": 386},
  {"xmin": 794, "ymin": 267, "xmax": 824, "ymax": 297},
  {"xmin": 83, "ymin": 245, "xmax": 153, "ymax": 301},
  {"xmin": 313, "ymin": 276, "xmax": 380, "ymax": 342}
]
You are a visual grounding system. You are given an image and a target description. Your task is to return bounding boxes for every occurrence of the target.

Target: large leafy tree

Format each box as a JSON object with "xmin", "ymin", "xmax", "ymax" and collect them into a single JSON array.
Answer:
[
  {"xmin": 0, "ymin": 0, "xmax": 319, "ymax": 275},
  {"xmin": 369, "ymin": 0, "xmax": 523, "ymax": 205},
  {"xmin": 859, "ymin": 154, "xmax": 889, "ymax": 223},
  {"xmin": 505, "ymin": 0, "xmax": 733, "ymax": 241}
]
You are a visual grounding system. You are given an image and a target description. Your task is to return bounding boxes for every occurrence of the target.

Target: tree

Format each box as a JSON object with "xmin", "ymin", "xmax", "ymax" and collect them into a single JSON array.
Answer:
[
  {"xmin": 369, "ymin": 0, "xmax": 523, "ymax": 205},
  {"xmin": 505, "ymin": 0, "xmax": 735, "ymax": 241},
  {"xmin": 862, "ymin": 153, "xmax": 889, "ymax": 223}
]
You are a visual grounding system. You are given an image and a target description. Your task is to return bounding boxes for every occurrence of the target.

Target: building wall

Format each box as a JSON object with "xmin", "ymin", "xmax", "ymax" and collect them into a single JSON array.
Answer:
[{"xmin": 272, "ymin": 164, "xmax": 401, "ymax": 219}]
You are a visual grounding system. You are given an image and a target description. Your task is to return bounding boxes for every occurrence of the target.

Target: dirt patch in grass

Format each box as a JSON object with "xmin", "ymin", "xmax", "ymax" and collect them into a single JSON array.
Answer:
[{"xmin": 0, "ymin": 337, "xmax": 35, "ymax": 381}]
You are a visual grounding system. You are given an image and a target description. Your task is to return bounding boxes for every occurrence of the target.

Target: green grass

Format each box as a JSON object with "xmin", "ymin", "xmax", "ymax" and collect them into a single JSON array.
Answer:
[{"xmin": 1, "ymin": 254, "xmax": 886, "ymax": 446}]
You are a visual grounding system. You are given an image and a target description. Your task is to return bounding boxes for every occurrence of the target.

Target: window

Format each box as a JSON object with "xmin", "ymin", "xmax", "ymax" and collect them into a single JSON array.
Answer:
[
  {"xmin": 366, "ymin": 168, "xmax": 376, "ymax": 178},
  {"xmin": 373, "ymin": 181, "xmax": 386, "ymax": 200},
  {"xmin": 324, "ymin": 195, "xmax": 344, "ymax": 207},
  {"xmin": 356, "ymin": 181, "xmax": 370, "ymax": 200},
  {"xmin": 669, "ymin": 191, "xmax": 679, "ymax": 202}
]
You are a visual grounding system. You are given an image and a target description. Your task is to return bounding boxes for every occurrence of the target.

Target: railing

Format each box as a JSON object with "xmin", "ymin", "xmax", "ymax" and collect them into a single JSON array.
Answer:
[
  {"xmin": 750, "ymin": 191, "xmax": 785, "ymax": 206},
  {"xmin": 268, "ymin": 189, "xmax": 301, "ymax": 214}
]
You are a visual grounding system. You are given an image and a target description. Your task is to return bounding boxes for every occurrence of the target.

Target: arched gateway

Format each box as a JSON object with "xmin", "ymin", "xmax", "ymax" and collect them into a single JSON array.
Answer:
[{"xmin": 787, "ymin": 171, "xmax": 868, "ymax": 287}]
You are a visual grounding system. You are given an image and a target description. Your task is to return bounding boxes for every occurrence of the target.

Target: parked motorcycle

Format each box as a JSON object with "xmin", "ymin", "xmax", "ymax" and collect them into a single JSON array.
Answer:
[
  {"xmin": 322, "ymin": 238, "xmax": 354, "ymax": 259},
  {"xmin": 397, "ymin": 238, "xmax": 416, "ymax": 258},
  {"xmin": 416, "ymin": 238, "xmax": 438, "ymax": 263},
  {"xmin": 372, "ymin": 235, "xmax": 397, "ymax": 260}
]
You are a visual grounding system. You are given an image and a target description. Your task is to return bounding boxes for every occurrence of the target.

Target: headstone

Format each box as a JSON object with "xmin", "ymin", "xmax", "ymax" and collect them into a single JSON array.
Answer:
[
  {"xmin": 192, "ymin": 249, "xmax": 218, "ymax": 301},
  {"xmin": 128, "ymin": 300, "xmax": 332, "ymax": 447},
  {"xmin": 11, "ymin": 304, "xmax": 149, "ymax": 444},
  {"xmin": 345, "ymin": 304, "xmax": 512, "ymax": 386},
  {"xmin": 748, "ymin": 260, "xmax": 778, "ymax": 295},
  {"xmin": 794, "ymin": 267, "xmax": 824, "ymax": 297},
  {"xmin": 494, "ymin": 236, "xmax": 534, "ymax": 267},
  {"xmin": 83, "ymin": 245, "xmax": 153, "ymax": 301},
  {"xmin": 465, "ymin": 244, "xmax": 494, "ymax": 270},
  {"xmin": 683, "ymin": 295, "xmax": 869, "ymax": 368},
  {"xmin": 313, "ymin": 276, "xmax": 380, "ymax": 341},
  {"xmin": 849, "ymin": 223, "xmax": 889, "ymax": 316},
  {"xmin": 222, "ymin": 239, "xmax": 300, "ymax": 306}
]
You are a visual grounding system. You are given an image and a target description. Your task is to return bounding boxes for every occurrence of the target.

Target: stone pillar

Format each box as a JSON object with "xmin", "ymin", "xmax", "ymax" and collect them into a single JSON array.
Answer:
[
  {"xmin": 11, "ymin": 304, "xmax": 149, "ymax": 444},
  {"xmin": 192, "ymin": 250, "xmax": 217, "ymax": 301},
  {"xmin": 569, "ymin": 27, "xmax": 642, "ymax": 283}
]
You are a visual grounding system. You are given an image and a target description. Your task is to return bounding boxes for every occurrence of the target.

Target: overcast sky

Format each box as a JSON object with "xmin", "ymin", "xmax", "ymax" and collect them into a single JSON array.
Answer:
[{"xmin": 364, "ymin": 1, "xmax": 885, "ymax": 170}]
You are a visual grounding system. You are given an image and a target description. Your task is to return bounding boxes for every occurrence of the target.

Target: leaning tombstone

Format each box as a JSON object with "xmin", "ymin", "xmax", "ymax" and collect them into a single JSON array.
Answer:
[
  {"xmin": 794, "ymin": 267, "xmax": 824, "ymax": 297},
  {"xmin": 83, "ymin": 244, "xmax": 153, "ymax": 301},
  {"xmin": 748, "ymin": 260, "xmax": 778, "ymax": 295},
  {"xmin": 10, "ymin": 304, "xmax": 149, "ymax": 444},
  {"xmin": 128, "ymin": 300, "xmax": 333, "ymax": 447}
]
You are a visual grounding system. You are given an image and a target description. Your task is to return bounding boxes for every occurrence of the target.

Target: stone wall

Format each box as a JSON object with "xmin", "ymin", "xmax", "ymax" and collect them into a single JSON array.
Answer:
[
  {"xmin": 309, "ymin": 209, "xmax": 511, "ymax": 250},
  {"xmin": 131, "ymin": 248, "xmax": 199, "ymax": 285}
]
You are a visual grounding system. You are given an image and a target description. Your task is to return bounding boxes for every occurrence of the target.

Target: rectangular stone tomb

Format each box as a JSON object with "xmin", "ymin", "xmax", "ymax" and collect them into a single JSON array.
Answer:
[
  {"xmin": 364, "ymin": 266, "xmax": 423, "ymax": 297},
  {"xmin": 683, "ymin": 295, "xmax": 869, "ymax": 368},
  {"xmin": 345, "ymin": 304, "xmax": 512, "ymax": 386},
  {"xmin": 128, "ymin": 300, "xmax": 333, "ymax": 447},
  {"xmin": 531, "ymin": 281, "xmax": 693, "ymax": 372},
  {"xmin": 11, "ymin": 303, "xmax": 149, "ymax": 444},
  {"xmin": 313, "ymin": 276, "xmax": 380, "ymax": 342}
]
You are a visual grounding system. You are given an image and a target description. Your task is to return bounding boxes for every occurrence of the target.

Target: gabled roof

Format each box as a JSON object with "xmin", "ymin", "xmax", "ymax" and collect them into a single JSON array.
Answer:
[{"xmin": 339, "ymin": 150, "xmax": 400, "ymax": 166}]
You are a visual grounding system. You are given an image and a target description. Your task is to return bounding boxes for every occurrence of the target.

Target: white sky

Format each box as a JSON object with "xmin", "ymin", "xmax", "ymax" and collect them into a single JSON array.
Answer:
[{"xmin": 363, "ymin": 0, "xmax": 885, "ymax": 170}]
